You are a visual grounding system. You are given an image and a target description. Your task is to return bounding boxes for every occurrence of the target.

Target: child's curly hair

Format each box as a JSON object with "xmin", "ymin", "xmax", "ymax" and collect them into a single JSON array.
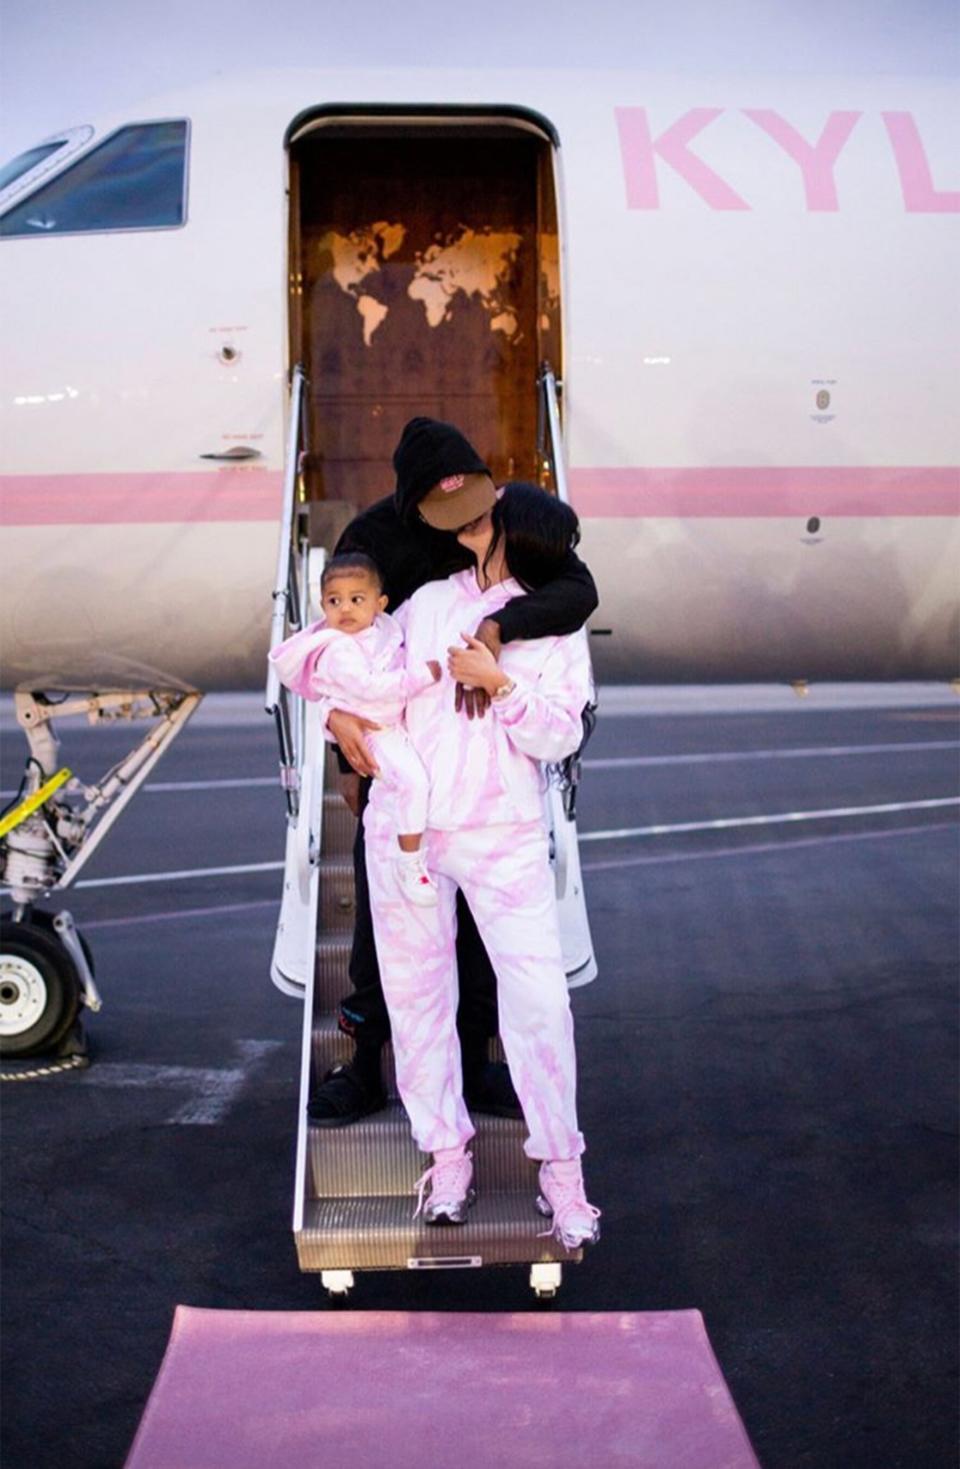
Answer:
[{"xmin": 320, "ymin": 552, "xmax": 384, "ymax": 592}]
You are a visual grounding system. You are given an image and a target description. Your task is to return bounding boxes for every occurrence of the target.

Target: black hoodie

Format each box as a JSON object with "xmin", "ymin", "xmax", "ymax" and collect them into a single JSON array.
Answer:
[{"xmin": 333, "ymin": 490, "xmax": 598, "ymax": 644}]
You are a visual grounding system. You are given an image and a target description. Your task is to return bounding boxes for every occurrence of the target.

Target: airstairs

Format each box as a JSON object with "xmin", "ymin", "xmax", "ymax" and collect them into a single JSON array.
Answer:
[
  {"xmin": 267, "ymin": 364, "xmax": 596, "ymax": 1299},
  {"xmin": 298, "ymin": 747, "xmax": 584, "ymax": 1297}
]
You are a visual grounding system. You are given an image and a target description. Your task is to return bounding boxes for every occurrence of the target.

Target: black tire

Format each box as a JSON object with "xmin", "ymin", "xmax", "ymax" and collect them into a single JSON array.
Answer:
[{"xmin": 0, "ymin": 920, "xmax": 83, "ymax": 1058}]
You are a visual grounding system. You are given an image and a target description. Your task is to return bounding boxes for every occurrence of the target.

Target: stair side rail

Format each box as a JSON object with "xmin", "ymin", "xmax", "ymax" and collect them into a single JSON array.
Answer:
[
  {"xmin": 265, "ymin": 366, "xmax": 327, "ymax": 998},
  {"xmin": 539, "ymin": 361, "xmax": 598, "ymax": 988},
  {"xmin": 539, "ymin": 362, "xmax": 570, "ymax": 506},
  {"xmin": 266, "ymin": 362, "xmax": 308, "ymax": 819}
]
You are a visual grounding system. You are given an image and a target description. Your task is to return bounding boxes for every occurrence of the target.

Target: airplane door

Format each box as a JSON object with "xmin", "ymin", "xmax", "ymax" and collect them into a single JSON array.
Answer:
[{"xmin": 287, "ymin": 111, "xmax": 563, "ymax": 505}]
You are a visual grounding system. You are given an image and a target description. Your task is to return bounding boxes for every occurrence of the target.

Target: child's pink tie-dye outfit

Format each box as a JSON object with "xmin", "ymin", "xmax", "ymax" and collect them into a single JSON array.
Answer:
[
  {"xmin": 365, "ymin": 569, "xmax": 594, "ymax": 1161},
  {"xmin": 268, "ymin": 613, "xmax": 436, "ymax": 833}
]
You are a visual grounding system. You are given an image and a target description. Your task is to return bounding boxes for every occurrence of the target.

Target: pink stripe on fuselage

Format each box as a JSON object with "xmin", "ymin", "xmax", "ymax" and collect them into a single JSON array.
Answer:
[
  {"xmin": 0, "ymin": 469, "xmax": 285, "ymax": 525},
  {"xmin": 0, "ymin": 466, "xmax": 957, "ymax": 526},
  {"xmin": 567, "ymin": 466, "xmax": 960, "ymax": 517}
]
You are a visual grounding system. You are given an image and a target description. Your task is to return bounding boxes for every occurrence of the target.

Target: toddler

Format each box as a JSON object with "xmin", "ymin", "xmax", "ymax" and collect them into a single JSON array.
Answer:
[{"xmin": 268, "ymin": 552, "xmax": 441, "ymax": 905}]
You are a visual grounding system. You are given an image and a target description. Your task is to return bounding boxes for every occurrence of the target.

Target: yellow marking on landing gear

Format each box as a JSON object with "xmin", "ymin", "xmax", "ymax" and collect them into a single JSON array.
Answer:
[{"xmin": 0, "ymin": 769, "xmax": 72, "ymax": 839}]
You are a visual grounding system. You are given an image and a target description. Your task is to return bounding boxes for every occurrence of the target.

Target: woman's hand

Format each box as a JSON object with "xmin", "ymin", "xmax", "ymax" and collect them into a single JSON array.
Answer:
[
  {"xmin": 327, "ymin": 708, "xmax": 381, "ymax": 778},
  {"xmin": 454, "ymin": 618, "xmax": 502, "ymax": 718},
  {"xmin": 426, "ymin": 659, "xmax": 442, "ymax": 682},
  {"xmin": 447, "ymin": 632, "xmax": 510, "ymax": 697}
]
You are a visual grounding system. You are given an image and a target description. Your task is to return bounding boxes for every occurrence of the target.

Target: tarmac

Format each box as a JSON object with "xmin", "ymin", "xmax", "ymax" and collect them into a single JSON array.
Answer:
[{"xmin": 1, "ymin": 685, "xmax": 958, "ymax": 1469}]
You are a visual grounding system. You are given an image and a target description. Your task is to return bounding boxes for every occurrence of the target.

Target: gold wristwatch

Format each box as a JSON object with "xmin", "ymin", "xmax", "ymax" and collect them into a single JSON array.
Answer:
[{"xmin": 491, "ymin": 678, "xmax": 516, "ymax": 702}]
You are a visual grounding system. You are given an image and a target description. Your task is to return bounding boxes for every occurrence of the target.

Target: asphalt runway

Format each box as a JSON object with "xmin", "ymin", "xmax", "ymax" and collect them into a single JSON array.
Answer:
[{"xmin": 1, "ymin": 688, "xmax": 958, "ymax": 1469}]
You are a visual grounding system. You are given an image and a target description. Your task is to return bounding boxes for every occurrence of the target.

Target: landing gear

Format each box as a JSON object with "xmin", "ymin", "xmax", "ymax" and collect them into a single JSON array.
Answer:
[
  {"xmin": 530, "ymin": 1263, "xmax": 562, "ymax": 1300},
  {"xmin": 0, "ymin": 916, "xmax": 83, "ymax": 1057},
  {"xmin": 0, "ymin": 688, "xmax": 200, "ymax": 1062}
]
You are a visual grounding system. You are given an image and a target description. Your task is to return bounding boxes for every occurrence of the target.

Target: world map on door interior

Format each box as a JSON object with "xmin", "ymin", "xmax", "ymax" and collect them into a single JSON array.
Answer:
[{"xmin": 317, "ymin": 223, "xmax": 525, "ymax": 346}]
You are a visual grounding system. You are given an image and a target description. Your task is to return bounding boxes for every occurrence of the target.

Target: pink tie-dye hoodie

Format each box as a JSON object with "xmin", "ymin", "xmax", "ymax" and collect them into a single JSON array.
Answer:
[
  {"xmin": 268, "ymin": 612, "xmax": 435, "ymax": 724},
  {"xmin": 391, "ymin": 569, "xmax": 594, "ymax": 831}
]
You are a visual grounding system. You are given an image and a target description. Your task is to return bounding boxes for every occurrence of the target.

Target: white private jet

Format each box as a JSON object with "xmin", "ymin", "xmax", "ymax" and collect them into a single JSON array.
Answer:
[{"xmin": 0, "ymin": 68, "xmax": 957, "ymax": 1284}]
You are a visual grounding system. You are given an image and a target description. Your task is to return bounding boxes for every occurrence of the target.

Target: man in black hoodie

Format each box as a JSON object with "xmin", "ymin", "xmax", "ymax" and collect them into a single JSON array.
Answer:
[{"xmin": 309, "ymin": 416, "xmax": 598, "ymax": 1126}]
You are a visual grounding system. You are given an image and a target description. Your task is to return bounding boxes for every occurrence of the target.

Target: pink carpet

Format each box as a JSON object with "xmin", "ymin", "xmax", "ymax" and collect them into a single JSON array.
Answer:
[{"xmin": 124, "ymin": 1308, "xmax": 761, "ymax": 1468}]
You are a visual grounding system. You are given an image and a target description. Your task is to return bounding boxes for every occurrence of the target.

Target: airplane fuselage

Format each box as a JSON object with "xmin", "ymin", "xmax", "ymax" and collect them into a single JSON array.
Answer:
[{"xmin": 1, "ymin": 68, "xmax": 957, "ymax": 690}]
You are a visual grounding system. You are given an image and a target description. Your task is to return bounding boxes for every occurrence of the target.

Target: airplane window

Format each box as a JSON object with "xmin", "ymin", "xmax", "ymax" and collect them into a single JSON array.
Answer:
[
  {"xmin": 0, "ymin": 121, "xmax": 188, "ymax": 237},
  {"xmin": 0, "ymin": 142, "xmax": 65, "ymax": 192}
]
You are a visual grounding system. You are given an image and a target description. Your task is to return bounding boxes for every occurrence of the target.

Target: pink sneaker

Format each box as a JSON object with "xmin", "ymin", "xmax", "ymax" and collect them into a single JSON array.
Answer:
[
  {"xmin": 536, "ymin": 1159, "xmax": 601, "ymax": 1249},
  {"xmin": 396, "ymin": 851, "xmax": 438, "ymax": 907},
  {"xmin": 414, "ymin": 1145, "xmax": 476, "ymax": 1225}
]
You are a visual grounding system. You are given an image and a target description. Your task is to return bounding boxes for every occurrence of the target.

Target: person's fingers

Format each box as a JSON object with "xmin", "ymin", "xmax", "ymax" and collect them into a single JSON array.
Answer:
[
  {"xmin": 344, "ymin": 736, "xmax": 378, "ymax": 778},
  {"xmin": 454, "ymin": 681, "xmax": 464, "ymax": 714},
  {"xmin": 345, "ymin": 749, "xmax": 368, "ymax": 778},
  {"xmin": 474, "ymin": 688, "xmax": 490, "ymax": 718}
]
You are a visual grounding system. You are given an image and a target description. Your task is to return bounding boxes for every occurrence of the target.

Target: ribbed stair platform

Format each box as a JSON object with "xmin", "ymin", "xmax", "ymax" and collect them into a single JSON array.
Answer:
[
  {"xmin": 307, "ymin": 1102, "xmax": 536, "ymax": 1195},
  {"xmin": 298, "ymin": 1193, "xmax": 578, "ymax": 1271}
]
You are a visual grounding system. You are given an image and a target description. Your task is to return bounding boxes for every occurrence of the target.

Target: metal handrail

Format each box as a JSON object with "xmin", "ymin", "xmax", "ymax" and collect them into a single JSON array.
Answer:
[
  {"xmin": 539, "ymin": 363, "xmax": 569, "ymax": 506},
  {"xmin": 539, "ymin": 361, "xmax": 595, "ymax": 826},
  {"xmin": 265, "ymin": 363, "xmax": 308, "ymax": 817},
  {"xmin": 266, "ymin": 363, "xmax": 307, "ymax": 708}
]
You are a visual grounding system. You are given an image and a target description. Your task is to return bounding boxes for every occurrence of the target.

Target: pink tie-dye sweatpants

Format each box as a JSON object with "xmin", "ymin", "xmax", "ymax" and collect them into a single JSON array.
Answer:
[{"xmin": 364, "ymin": 805, "xmax": 585, "ymax": 1162}]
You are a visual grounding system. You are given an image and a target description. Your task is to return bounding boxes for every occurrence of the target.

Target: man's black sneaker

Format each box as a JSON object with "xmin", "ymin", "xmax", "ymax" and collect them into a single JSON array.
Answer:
[
  {"xmin": 307, "ymin": 1062, "xmax": 388, "ymax": 1127},
  {"xmin": 463, "ymin": 1059, "xmax": 523, "ymax": 1120}
]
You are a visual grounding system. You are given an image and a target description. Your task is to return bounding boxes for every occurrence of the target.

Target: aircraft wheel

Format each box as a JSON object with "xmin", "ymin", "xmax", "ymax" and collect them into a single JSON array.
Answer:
[{"xmin": 0, "ymin": 919, "xmax": 83, "ymax": 1058}]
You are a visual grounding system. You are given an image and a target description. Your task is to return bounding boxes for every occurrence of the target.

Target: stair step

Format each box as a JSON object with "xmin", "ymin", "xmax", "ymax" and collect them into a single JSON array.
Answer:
[
  {"xmin": 297, "ymin": 1192, "xmax": 578, "ymax": 1271},
  {"xmin": 311, "ymin": 1016, "xmax": 387, "ymax": 1085},
  {"xmin": 308, "ymin": 1100, "xmax": 534, "ymax": 1197},
  {"xmin": 310, "ymin": 1017, "xmax": 507, "ymax": 1091},
  {"xmin": 321, "ymin": 791, "xmax": 357, "ymax": 858},
  {"xmin": 319, "ymin": 860, "xmax": 356, "ymax": 931},
  {"xmin": 314, "ymin": 936, "xmax": 351, "ymax": 1010}
]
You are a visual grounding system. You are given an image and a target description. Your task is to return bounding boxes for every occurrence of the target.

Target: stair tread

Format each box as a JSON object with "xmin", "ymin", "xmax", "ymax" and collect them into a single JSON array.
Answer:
[
  {"xmin": 308, "ymin": 1096, "xmax": 524, "ymax": 1140},
  {"xmin": 299, "ymin": 1191, "xmax": 579, "ymax": 1268},
  {"xmin": 307, "ymin": 1097, "xmax": 533, "ymax": 1198},
  {"xmin": 316, "ymin": 935, "xmax": 352, "ymax": 954}
]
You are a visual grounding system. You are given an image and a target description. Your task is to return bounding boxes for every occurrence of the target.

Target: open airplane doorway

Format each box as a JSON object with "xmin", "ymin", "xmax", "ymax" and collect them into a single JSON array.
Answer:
[{"xmin": 285, "ymin": 106, "xmax": 564, "ymax": 507}]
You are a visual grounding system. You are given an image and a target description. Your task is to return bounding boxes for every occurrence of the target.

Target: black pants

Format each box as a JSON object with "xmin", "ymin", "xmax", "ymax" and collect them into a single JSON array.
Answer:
[{"xmin": 337, "ymin": 781, "xmax": 499, "ymax": 1052}]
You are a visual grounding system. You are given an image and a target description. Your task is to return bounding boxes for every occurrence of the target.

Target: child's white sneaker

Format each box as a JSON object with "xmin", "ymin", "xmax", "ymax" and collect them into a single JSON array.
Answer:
[
  {"xmin": 396, "ymin": 850, "xmax": 438, "ymax": 907},
  {"xmin": 536, "ymin": 1159, "xmax": 601, "ymax": 1249}
]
